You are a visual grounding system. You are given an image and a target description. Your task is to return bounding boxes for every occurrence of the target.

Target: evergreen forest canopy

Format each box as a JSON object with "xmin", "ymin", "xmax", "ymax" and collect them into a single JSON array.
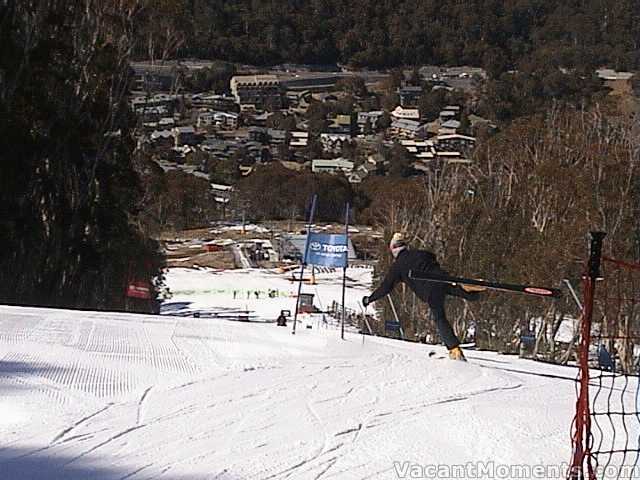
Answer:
[
  {"xmin": 0, "ymin": 2, "xmax": 163, "ymax": 311},
  {"xmin": 142, "ymin": 0, "xmax": 640, "ymax": 74}
]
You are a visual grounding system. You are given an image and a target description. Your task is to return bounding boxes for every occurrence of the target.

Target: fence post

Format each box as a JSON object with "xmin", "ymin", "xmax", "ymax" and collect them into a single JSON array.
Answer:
[{"xmin": 569, "ymin": 231, "xmax": 605, "ymax": 480}]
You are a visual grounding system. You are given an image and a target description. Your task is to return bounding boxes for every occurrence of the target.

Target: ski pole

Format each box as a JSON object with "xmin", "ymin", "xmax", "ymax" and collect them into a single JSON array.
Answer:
[
  {"xmin": 388, "ymin": 296, "xmax": 405, "ymax": 340},
  {"xmin": 357, "ymin": 301, "xmax": 374, "ymax": 336}
]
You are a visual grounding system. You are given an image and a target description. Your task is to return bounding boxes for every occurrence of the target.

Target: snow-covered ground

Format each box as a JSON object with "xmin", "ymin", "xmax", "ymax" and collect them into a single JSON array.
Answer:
[
  {"xmin": 0, "ymin": 267, "xmax": 637, "ymax": 479},
  {"xmin": 161, "ymin": 267, "xmax": 373, "ymax": 322}
]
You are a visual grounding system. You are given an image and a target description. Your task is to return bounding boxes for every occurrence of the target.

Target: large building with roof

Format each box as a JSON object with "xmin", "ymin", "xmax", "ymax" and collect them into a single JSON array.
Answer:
[{"xmin": 230, "ymin": 75, "xmax": 283, "ymax": 111}]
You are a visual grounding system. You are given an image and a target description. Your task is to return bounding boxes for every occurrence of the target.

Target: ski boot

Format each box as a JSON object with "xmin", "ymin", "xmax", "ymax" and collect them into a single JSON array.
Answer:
[
  {"xmin": 460, "ymin": 283, "xmax": 487, "ymax": 293},
  {"xmin": 448, "ymin": 346, "xmax": 467, "ymax": 362}
]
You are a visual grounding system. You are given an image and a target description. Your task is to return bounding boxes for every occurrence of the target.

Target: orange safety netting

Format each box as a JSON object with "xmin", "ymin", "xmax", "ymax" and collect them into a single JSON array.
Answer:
[{"xmin": 569, "ymin": 253, "xmax": 640, "ymax": 480}]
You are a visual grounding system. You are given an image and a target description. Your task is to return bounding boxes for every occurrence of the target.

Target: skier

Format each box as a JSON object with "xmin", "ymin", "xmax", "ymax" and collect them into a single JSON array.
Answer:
[{"xmin": 362, "ymin": 233, "xmax": 483, "ymax": 361}]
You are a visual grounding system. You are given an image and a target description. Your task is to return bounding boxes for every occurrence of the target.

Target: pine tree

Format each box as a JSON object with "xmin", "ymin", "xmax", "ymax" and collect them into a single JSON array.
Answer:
[{"xmin": 0, "ymin": 1, "xmax": 163, "ymax": 312}]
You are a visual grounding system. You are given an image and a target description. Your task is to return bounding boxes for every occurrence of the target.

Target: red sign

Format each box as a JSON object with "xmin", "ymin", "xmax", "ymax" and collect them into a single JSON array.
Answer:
[{"xmin": 127, "ymin": 281, "xmax": 152, "ymax": 299}]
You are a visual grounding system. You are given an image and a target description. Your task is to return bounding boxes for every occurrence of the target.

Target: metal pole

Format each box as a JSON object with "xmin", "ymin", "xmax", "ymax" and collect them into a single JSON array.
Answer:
[
  {"xmin": 563, "ymin": 278, "xmax": 583, "ymax": 311},
  {"xmin": 341, "ymin": 202, "xmax": 350, "ymax": 340},
  {"xmin": 358, "ymin": 301, "xmax": 374, "ymax": 336},
  {"xmin": 388, "ymin": 295, "xmax": 405, "ymax": 340},
  {"xmin": 341, "ymin": 267, "xmax": 347, "ymax": 339},
  {"xmin": 292, "ymin": 194, "xmax": 317, "ymax": 335}
]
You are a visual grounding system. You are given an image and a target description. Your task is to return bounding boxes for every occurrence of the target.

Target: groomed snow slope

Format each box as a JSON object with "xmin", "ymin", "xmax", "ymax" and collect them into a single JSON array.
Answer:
[{"xmin": 0, "ymin": 301, "xmax": 587, "ymax": 480}]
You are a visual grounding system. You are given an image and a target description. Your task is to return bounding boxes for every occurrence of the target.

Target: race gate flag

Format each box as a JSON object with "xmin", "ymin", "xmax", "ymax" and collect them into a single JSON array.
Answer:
[{"xmin": 304, "ymin": 233, "xmax": 349, "ymax": 268}]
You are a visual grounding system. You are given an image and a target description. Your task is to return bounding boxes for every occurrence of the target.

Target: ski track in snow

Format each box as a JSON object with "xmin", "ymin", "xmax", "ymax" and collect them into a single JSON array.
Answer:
[{"xmin": 1, "ymin": 267, "xmax": 638, "ymax": 479}]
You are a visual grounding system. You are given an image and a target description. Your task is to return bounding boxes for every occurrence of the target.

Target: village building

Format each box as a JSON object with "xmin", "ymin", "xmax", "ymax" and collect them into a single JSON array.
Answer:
[
  {"xmin": 289, "ymin": 131, "xmax": 309, "ymax": 149},
  {"xmin": 268, "ymin": 129, "xmax": 287, "ymax": 146},
  {"xmin": 190, "ymin": 93, "xmax": 236, "ymax": 112},
  {"xmin": 215, "ymin": 112, "xmax": 239, "ymax": 129},
  {"xmin": 311, "ymin": 158, "xmax": 355, "ymax": 175},
  {"xmin": 389, "ymin": 119, "xmax": 426, "ymax": 139},
  {"xmin": 391, "ymin": 106, "xmax": 420, "ymax": 120},
  {"xmin": 439, "ymin": 109, "xmax": 458, "ymax": 122},
  {"xmin": 435, "ymin": 134, "xmax": 476, "ymax": 155},
  {"xmin": 596, "ymin": 68, "xmax": 635, "ymax": 94},
  {"xmin": 328, "ymin": 114, "xmax": 353, "ymax": 134},
  {"xmin": 357, "ymin": 111, "xmax": 384, "ymax": 132},
  {"xmin": 172, "ymin": 126, "xmax": 198, "ymax": 147},
  {"xmin": 150, "ymin": 129, "xmax": 174, "ymax": 148},
  {"xmin": 230, "ymin": 75, "xmax": 283, "ymax": 111},
  {"xmin": 438, "ymin": 120, "xmax": 461, "ymax": 135},
  {"xmin": 320, "ymin": 133, "xmax": 351, "ymax": 152},
  {"xmin": 397, "ymin": 86, "xmax": 423, "ymax": 107},
  {"xmin": 210, "ymin": 183, "xmax": 233, "ymax": 206},
  {"xmin": 348, "ymin": 161, "xmax": 378, "ymax": 184}
]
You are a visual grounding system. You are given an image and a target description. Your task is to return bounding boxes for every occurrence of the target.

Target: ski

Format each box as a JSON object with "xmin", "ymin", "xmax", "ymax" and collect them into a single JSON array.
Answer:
[{"xmin": 408, "ymin": 270, "xmax": 562, "ymax": 298}]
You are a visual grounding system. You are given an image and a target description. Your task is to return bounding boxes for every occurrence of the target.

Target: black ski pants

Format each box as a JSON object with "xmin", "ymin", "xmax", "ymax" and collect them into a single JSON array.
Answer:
[{"xmin": 427, "ymin": 282, "xmax": 479, "ymax": 350}]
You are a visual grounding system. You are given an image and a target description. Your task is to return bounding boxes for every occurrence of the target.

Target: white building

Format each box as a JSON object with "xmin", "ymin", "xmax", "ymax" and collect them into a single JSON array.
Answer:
[
  {"xmin": 357, "ymin": 111, "xmax": 384, "ymax": 132},
  {"xmin": 596, "ymin": 69, "xmax": 634, "ymax": 81},
  {"xmin": 210, "ymin": 183, "xmax": 233, "ymax": 205},
  {"xmin": 311, "ymin": 158, "xmax": 354, "ymax": 175},
  {"xmin": 320, "ymin": 133, "xmax": 351, "ymax": 152},
  {"xmin": 197, "ymin": 111, "xmax": 238, "ymax": 130},
  {"xmin": 389, "ymin": 119, "xmax": 424, "ymax": 138},
  {"xmin": 391, "ymin": 106, "xmax": 420, "ymax": 120},
  {"xmin": 197, "ymin": 112, "xmax": 216, "ymax": 128},
  {"xmin": 290, "ymin": 131, "xmax": 309, "ymax": 148},
  {"xmin": 230, "ymin": 75, "xmax": 283, "ymax": 110},
  {"xmin": 215, "ymin": 112, "xmax": 239, "ymax": 130},
  {"xmin": 158, "ymin": 117, "xmax": 175, "ymax": 128}
]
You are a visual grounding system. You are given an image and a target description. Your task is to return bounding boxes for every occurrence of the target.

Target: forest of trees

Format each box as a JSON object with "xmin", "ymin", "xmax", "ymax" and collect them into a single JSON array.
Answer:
[
  {"xmin": 233, "ymin": 164, "xmax": 355, "ymax": 223},
  {"xmin": 140, "ymin": 0, "xmax": 640, "ymax": 74},
  {"xmin": 0, "ymin": 2, "xmax": 163, "ymax": 312}
]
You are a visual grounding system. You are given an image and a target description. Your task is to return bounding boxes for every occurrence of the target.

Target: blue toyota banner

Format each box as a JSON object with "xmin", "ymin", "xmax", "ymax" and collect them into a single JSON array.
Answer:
[{"xmin": 304, "ymin": 233, "xmax": 349, "ymax": 268}]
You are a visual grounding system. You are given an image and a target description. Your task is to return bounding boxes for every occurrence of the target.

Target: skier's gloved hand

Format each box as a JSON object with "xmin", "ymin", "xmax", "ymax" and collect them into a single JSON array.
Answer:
[{"xmin": 362, "ymin": 296, "xmax": 370, "ymax": 307}]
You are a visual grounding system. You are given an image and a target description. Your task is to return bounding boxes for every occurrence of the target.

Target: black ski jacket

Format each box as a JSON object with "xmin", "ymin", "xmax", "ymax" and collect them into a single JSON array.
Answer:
[{"xmin": 369, "ymin": 249, "xmax": 441, "ymax": 304}]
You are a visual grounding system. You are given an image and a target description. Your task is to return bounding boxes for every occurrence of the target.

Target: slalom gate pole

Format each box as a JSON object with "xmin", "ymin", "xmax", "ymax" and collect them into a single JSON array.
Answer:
[
  {"xmin": 292, "ymin": 194, "xmax": 317, "ymax": 335},
  {"xmin": 359, "ymin": 301, "xmax": 365, "ymax": 345},
  {"xmin": 341, "ymin": 202, "xmax": 349, "ymax": 340}
]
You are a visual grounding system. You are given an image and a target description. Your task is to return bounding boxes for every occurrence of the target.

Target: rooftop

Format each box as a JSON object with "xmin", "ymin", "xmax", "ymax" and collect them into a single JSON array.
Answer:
[
  {"xmin": 440, "ymin": 120, "xmax": 461, "ymax": 129},
  {"xmin": 230, "ymin": 75, "xmax": 280, "ymax": 86},
  {"xmin": 392, "ymin": 119, "xmax": 422, "ymax": 131},
  {"xmin": 174, "ymin": 126, "xmax": 196, "ymax": 134},
  {"xmin": 596, "ymin": 69, "xmax": 634, "ymax": 81},
  {"xmin": 437, "ymin": 133, "xmax": 476, "ymax": 142}
]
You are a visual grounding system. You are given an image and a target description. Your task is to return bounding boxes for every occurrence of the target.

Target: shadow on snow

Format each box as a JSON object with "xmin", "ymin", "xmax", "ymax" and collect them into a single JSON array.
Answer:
[{"xmin": 0, "ymin": 446, "xmax": 245, "ymax": 480}]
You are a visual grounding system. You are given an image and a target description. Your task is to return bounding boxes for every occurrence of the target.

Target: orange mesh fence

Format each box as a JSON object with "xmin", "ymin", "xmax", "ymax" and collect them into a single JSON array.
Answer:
[{"xmin": 569, "ymin": 239, "xmax": 640, "ymax": 480}]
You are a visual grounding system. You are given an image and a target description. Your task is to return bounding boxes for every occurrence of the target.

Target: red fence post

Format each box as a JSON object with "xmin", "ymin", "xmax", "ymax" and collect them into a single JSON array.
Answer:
[{"xmin": 568, "ymin": 232, "xmax": 605, "ymax": 480}]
